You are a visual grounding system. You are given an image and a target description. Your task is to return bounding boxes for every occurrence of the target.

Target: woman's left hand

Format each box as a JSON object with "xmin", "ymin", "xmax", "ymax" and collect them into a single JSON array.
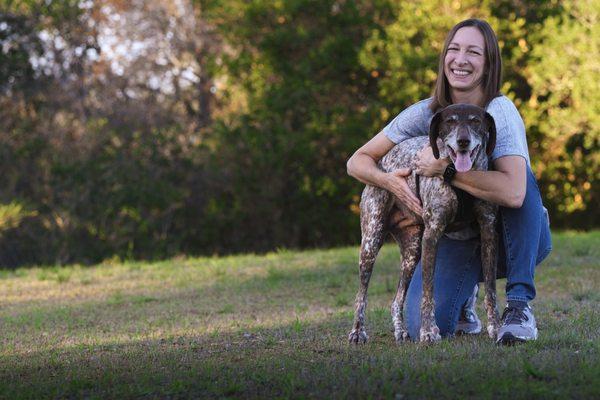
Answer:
[{"xmin": 415, "ymin": 145, "xmax": 450, "ymax": 177}]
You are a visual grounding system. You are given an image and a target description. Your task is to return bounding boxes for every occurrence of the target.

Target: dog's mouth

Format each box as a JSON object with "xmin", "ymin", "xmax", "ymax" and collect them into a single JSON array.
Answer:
[{"xmin": 447, "ymin": 145, "xmax": 480, "ymax": 172}]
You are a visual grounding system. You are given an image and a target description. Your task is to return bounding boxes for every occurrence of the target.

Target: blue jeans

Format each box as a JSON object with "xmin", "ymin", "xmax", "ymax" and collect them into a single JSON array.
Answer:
[{"xmin": 405, "ymin": 167, "xmax": 552, "ymax": 339}]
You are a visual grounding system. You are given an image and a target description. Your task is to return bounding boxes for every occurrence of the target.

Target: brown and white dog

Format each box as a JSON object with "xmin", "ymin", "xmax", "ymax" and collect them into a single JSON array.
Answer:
[{"xmin": 348, "ymin": 103, "xmax": 500, "ymax": 344}]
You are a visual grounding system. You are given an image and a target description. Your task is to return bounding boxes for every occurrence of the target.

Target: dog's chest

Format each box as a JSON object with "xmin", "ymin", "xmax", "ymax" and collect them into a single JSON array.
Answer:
[{"xmin": 379, "ymin": 136, "xmax": 485, "ymax": 235}]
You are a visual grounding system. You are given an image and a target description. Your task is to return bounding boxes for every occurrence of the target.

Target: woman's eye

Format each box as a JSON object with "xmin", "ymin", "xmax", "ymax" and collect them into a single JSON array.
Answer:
[{"xmin": 468, "ymin": 50, "xmax": 481, "ymax": 55}]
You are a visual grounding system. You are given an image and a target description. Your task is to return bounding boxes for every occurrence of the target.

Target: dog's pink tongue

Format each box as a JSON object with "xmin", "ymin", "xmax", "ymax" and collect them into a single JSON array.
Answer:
[{"xmin": 455, "ymin": 152, "xmax": 473, "ymax": 172}]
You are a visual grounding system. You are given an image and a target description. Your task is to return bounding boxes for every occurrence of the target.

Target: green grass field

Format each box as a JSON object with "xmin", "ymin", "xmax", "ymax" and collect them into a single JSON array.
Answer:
[{"xmin": 0, "ymin": 231, "xmax": 598, "ymax": 399}]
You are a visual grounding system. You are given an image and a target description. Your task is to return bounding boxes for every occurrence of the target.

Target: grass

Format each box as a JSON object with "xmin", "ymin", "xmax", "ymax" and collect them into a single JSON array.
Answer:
[{"xmin": 0, "ymin": 231, "xmax": 598, "ymax": 399}]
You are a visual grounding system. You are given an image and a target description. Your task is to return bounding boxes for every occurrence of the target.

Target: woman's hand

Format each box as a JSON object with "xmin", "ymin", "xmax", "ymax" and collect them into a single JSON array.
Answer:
[
  {"xmin": 347, "ymin": 132, "xmax": 423, "ymax": 216},
  {"xmin": 348, "ymin": 142, "xmax": 446, "ymax": 217},
  {"xmin": 415, "ymin": 145, "xmax": 450, "ymax": 177},
  {"xmin": 383, "ymin": 168, "xmax": 423, "ymax": 216}
]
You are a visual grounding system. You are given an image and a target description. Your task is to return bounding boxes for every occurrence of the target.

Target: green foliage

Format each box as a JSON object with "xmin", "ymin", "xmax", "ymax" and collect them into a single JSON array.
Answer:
[
  {"xmin": 0, "ymin": 12, "xmax": 39, "ymax": 93},
  {"xmin": 361, "ymin": 0, "xmax": 492, "ymax": 114},
  {"xmin": 204, "ymin": 0, "xmax": 385, "ymax": 252},
  {"xmin": 0, "ymin": 0, "xmax": 597, "ymax": 266},
  {"xmin": 522, "ymin": 0, "xmax": 599, "ymax": 228},
  {"xmin": 0, "ymin": 201, "xmax": 36, "ymax": 233}
]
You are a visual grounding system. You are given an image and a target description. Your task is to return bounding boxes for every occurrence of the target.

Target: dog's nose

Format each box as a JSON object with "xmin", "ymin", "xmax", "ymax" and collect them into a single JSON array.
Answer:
[{"xmin": 457, "ymin": 138, "xmax": 470, "ymax": 149}]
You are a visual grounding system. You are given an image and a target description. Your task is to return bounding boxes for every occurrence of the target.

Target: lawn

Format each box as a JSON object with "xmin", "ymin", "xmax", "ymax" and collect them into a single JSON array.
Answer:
[{"xmin": 0, "ymin": 231, "xmax": 598, "ymax": 399}]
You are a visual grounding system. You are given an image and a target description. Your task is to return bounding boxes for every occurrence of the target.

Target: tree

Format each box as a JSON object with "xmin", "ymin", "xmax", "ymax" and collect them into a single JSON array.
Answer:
[{"xmin": 523, "ymin": 0, "xmax": 599, "ymax": 228}]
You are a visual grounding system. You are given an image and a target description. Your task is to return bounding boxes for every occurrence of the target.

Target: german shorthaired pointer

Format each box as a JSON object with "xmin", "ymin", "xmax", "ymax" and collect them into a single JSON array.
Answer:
[{"xmin": 348, "ymin": 103, "xmax": 500, "ymax": 344}]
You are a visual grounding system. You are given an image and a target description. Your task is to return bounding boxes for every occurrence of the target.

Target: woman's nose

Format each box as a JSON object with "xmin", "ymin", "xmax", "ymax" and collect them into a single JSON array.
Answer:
[{"xmin": 455, "ymin": 51, "xmax": 469, "ymax": 65}]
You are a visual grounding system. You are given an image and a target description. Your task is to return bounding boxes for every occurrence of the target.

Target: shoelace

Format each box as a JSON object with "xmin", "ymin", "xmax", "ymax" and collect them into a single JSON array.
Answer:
[{"xmin": 501, "ymin": 306, "xmax": 529, "ymax": 325}]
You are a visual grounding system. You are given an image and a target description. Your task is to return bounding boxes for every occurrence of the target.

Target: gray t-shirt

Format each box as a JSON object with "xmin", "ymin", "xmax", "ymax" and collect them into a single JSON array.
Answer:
[
  {"xmin": 382, "ymin": 96, "xmax": 530, "ymax": 166},
  {"xmin": 381, "ymin": 96, "xmax": 530, "ymax": 239}
]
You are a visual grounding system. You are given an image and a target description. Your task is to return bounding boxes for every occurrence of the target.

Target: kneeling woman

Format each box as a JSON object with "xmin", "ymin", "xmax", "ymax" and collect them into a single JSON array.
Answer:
[{"xmin": 346, "ymin": 18, "xmax": 551, "ymax": 344}]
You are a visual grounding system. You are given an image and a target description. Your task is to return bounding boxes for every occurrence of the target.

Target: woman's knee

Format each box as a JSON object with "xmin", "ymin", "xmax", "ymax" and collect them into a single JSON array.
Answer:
[
  {"xmin": 406, "ymin": 282, "xmax": 470, "ymax": 339},
  {"xmin": 405, "ymin": 243, "xmax": 481, "ymax": 340}
]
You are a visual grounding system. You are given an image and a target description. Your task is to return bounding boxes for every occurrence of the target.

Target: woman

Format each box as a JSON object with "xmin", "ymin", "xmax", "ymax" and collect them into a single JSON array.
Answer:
[{"xmin": 346, "ymin": 19, "xmax": 552, "ymax": 344}]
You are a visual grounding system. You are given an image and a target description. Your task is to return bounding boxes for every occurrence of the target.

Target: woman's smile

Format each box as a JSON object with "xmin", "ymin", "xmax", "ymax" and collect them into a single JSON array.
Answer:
[{"xmin": 450, "ymin": 68, "xmax": 472, "ymax": 76}]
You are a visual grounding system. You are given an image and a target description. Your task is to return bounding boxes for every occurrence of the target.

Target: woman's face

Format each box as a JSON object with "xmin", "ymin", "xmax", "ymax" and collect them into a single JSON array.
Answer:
[{"xmin": 444, "ymin": 26, "xmax": 486, "ymax": 94}]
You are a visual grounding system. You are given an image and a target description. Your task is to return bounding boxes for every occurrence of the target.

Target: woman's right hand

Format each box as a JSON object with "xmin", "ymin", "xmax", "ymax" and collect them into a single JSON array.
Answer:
[
  {"xmin": 347, "ymin": 131, "xmax": 423, "ymax": 217},
  {"xmin": 384, "ymin": 168, "xmax": 423, "ymax": 216}
]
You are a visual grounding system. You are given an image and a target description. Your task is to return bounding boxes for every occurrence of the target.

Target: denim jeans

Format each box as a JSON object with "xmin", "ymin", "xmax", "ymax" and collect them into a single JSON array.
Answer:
[{"xmin": 405, "ymin": 167, "xmax": 552, "ymax": 339}]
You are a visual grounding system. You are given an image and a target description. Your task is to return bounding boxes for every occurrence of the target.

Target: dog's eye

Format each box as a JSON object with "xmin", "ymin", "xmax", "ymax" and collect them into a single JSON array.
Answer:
[
  {"xmin": 445, "ymin": 115, "xmax": 458, "ymax": 123},
  {"xmin": 468, "ymin": 116, "xmax": 481, "ymax": 124}
]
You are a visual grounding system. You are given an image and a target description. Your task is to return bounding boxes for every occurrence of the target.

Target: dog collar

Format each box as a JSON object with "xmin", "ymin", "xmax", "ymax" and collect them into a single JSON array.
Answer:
[{"xmin": 443, "ymin": 163, "xmax": 457, "ymax": 183}]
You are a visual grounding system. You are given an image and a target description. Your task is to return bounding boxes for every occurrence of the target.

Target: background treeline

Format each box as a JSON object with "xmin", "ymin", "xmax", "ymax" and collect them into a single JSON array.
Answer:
[{"xmin": 0, "ymin": 0, "xmax": 597, "ymax": 267}]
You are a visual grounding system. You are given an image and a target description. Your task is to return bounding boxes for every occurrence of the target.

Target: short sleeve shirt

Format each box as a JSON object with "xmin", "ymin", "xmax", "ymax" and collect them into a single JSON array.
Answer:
[{"xmin": 381, "ymin": 96, "xmax": 530, "ymax": 240}]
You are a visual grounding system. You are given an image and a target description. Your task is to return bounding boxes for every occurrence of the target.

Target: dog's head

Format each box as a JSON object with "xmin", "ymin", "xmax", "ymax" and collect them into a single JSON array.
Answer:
[{"xmin": 429, "ymin": 104, "xmax": 496, "ymax": 172}]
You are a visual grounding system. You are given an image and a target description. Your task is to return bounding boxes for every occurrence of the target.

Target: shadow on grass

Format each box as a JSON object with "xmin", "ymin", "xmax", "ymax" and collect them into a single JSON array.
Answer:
[
  {"xmin": 1, "ymin": 302, "xmax": 599, "ymax": 399},
  {"xmin": 0, "ymin": 250, "xmax": 396, "ymax": 341},
  {"xmin": 2, "ymin": 238, "xmax": 597, "ymax": 355},
  {"xmin": 1, "ymin": 233, "xmax": 599, "ymax": 398}
]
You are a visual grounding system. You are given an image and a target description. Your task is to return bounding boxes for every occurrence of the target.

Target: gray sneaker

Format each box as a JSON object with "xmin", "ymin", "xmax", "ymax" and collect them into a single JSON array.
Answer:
[
  {"xmin": 496, "ymin": 304, "xmax": 538, "ymax": 345},
  {"xmin": 455, "ymin": 284, "xmax": 482, "ymax": 335}
]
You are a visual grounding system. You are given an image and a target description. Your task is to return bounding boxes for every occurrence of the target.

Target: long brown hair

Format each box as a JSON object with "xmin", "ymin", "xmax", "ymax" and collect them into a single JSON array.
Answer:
[{"xmin": 429, "ymin": 19, "xmax": 502, "ymax": 112}]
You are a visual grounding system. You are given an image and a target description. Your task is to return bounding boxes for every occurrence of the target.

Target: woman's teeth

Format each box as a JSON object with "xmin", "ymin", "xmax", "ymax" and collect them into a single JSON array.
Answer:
[{"xmin": 452, "ymin": 69, "xmax": 471, "ymax": 76}]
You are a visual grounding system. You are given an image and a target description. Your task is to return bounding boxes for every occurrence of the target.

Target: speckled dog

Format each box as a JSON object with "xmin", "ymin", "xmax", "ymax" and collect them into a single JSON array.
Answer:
[{"xmin": 348, "ymin": 103, "xmax": 500, "ymax": 344}]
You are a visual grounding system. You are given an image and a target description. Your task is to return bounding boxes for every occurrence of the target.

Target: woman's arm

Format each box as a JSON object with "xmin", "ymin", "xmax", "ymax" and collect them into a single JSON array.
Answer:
[
  {"xmin": 347, "ymin": 131, "xmax": 423, "ymax": 215},
  {"xmin": 452, "ymin": 156, "xmax": 526, "ymax": 208},
  {"xmin": 415, "ymin": 146, "xmax": 526, "ymax": 208},
  {"xmin": 348, "ymin": 99, "xmax": 433, "ymax": 216}
]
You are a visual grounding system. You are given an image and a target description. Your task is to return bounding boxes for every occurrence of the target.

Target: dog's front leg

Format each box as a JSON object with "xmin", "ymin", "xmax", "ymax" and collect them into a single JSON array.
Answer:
[
  {"xmin": 390, "ymin": 225, "xmax": 423, "ymax": 342},
  {"xmin": 419, "ymin": 214, "xmax": 447, "ymax": 343},
  {"xmin": 475, "ymin": 201, "xmax": 500, "ymax": 339}
]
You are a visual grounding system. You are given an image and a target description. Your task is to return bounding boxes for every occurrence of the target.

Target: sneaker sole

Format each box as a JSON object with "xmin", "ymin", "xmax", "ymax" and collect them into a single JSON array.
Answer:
[
  {"xmin": 496, "ymin": 331, "xmax": 541, "ymax": 346},
  {"xmin": 455, "ymin": 320, "xmax": 482, "ymax": 335},
  {"xmin": 497, "ymin": 332, "xmax": 525, "ymax": 345},
  {"xmin": 455, "ymin": 327, "xmax": 482, "ymax": 335}
]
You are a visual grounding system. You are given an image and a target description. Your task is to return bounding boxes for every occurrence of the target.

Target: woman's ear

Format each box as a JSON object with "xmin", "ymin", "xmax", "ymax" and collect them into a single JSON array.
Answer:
[
  {"xmin": 484, "ymin": 111, "xmax": 496, "ymax": 156},
  {"xmin": 429, "ymin": 111, "xmax": 443, "ymax": 159}
]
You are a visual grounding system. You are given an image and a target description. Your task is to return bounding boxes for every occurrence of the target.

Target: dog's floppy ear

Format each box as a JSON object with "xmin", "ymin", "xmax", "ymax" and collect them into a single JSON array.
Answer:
[
  {"xmin": 429, "ymin": 110, "xmax": 443, "ymax": 159},
  {"xmin": 484, "ymin": 111, "xmax": 497, "ymax": 157}
]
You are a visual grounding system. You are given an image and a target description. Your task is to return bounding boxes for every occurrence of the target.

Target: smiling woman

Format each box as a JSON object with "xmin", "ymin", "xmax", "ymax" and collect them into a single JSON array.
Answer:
[
  {"xmin": 433, "ymin": 23, "xmax": 502, "ymax": 110},
  {"xmin": 346, "ymin": 19, "xmax": 552, "ymax": 345}
]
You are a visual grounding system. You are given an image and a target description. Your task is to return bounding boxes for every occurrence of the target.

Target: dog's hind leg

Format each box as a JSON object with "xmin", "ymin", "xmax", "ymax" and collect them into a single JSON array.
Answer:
[
  {"xmin": 475, "ymin": 200, "xmax": 500, "ymax": 339},
  {"xmin": 390, "ymin": 224, "xmax": 423, "ymax": 342},
  {"xmin": 348, "ymin": 187, "xmax": 390, "ymax": 344}
]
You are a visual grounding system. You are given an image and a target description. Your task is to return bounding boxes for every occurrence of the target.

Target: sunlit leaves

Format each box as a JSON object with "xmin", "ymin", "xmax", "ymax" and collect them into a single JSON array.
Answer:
[{"xmin": 523, "ymin": 0, "xmax": 599, "ymax": 224}]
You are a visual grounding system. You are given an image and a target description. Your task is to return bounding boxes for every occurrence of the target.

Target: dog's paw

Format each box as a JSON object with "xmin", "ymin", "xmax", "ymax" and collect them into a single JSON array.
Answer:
[
  {"xmin": 419, "ymin": 326, "xmax": 441, "ymax": 343},
  {"xmin": 348, "ymin": 328, "xmax": 368, "ymax": 344},
  {"xmin": 394, "ymin": 328, "xmax": 410, "ymax": 343},
  {"xmin": 487, "ymin": 323, "xmax": 499, "ymax": 340}
]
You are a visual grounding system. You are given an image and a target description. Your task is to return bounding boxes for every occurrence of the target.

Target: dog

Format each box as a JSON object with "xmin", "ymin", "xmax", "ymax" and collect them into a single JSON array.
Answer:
[{"xmin": 348, "ymin": 103, "xmax": 500, "ymax": 344}]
